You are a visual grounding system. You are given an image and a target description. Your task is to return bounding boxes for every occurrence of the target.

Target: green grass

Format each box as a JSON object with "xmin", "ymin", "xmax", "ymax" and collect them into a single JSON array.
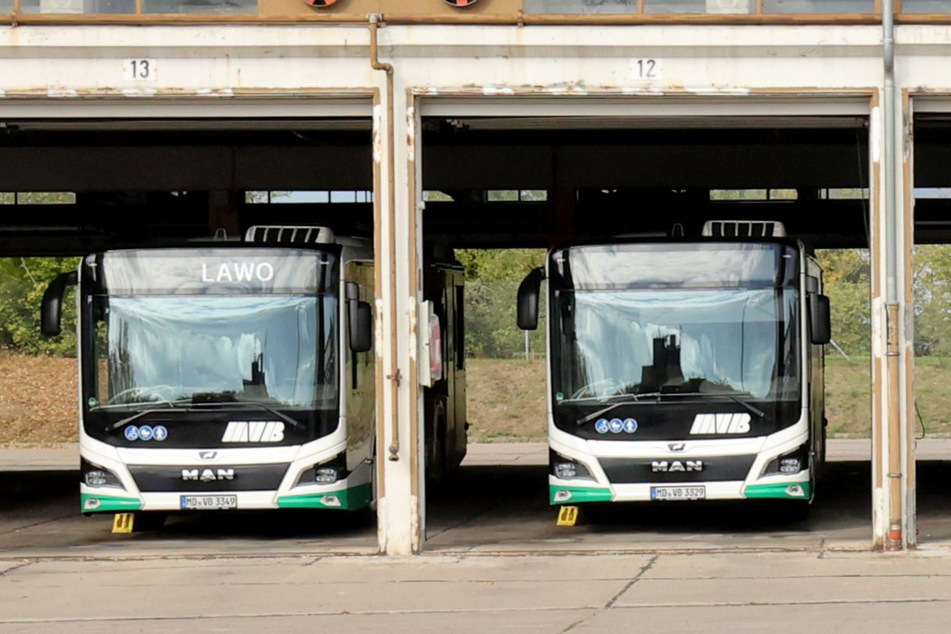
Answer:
[
  {"xmin": 466, "ymin": 358, "xmax": 548, "ymax": 442},
  {"xmin": 466, "ymin": 356, "xmax": 951, "ymax": 441},
  {"xmin": 825, "ymin": 356, "xmax": 871, "ymax": 437},
  {"xmin": 910, "ymin": 357, "xmax": 951, "ymax": 437}
]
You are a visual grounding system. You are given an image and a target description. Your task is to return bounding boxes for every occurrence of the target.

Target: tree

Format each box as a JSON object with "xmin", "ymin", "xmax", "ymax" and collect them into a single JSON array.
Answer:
[
  {"xmin": 456, "ymin": 249, "xmax": 546, "ymax": 359},
  {"xmin": 0, "ymin": 257, "xmax": 80, "ymax": 356},
  {"xmin": 456, "ymin": 249, "xmax": 545, "ymax": 283},
  {"xmin": 913, "ymin": 245, "xmax": 951, "ymax": 356},
  {"xmin": 817, "ymin": 249, "xmax": 871, "ymax": 357}
]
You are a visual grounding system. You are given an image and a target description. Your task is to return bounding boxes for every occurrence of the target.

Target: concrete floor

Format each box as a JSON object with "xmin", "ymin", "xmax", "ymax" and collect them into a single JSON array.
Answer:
[
  {"xmin": 2, "ymin": 440, "xmax": 951, "ymax": 556},
  {"xmin": 4, "ymin": 550, "xmax": 951, "ymax": 633},
  {"xmin": 5, "ymin": 441, "xmax": 951, "ymax": 634}
]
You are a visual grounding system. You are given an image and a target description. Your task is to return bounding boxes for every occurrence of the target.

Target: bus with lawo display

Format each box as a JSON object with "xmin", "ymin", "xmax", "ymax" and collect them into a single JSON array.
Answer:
[{"xmin": 41, "ymin": 226, "xmax": 466, "ymax": 529}]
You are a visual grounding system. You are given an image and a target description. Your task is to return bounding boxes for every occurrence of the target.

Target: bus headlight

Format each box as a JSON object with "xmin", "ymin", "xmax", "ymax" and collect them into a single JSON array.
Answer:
[
  {"xmin": 550, "ymin": 450, "xmax": 593, "ymax": 481},
  {"xmin": 763, "ymin": 444, "xmax": 809, "ymax": 477},
  {"xmin": 81, "ymin": 459, "xmax": 124, "ymax": 489},
  {"xmin": 779, "ymin": 458, "xmax": 802, "ymax": 474},
  {"xmin": 295, "ymin": 453, "xmax": 348, "ymax": 487},
  {"xmin": 315, "ymin": 467, "xmax": 339, "ymax": 484}
]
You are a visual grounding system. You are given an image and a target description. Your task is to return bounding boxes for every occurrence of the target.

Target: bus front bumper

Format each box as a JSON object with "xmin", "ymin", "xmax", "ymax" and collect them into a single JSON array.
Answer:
[
  {"xmin": 81, "ymin": 483, "xmax": 374, "ymax": 513},
  {"xmin": 550, "ymin": 476, "xmax": 812, "ymax": 505}
]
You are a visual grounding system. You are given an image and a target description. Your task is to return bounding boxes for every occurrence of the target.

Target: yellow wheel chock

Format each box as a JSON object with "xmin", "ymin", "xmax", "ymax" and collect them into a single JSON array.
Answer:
[
  {"xmin": 557, "ymin": 505, "xmax": 580, "ymax": 526},
  {"xmin": 112, "ymin": 513, "xmax": 135, "ymax": 534}
]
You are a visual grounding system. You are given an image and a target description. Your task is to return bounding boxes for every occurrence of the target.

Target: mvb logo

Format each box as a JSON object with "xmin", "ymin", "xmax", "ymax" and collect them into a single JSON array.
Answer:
[
  {"xmin": 221, "ymin": 421, "xmax": 285, "ymax": 443},
  {"xmin": 690, "ymin": 413, "xmax": 752, "ymax": 435}
]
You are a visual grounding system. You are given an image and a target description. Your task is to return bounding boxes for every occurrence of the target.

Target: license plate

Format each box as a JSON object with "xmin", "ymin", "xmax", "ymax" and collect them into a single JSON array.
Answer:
[
  {"xmin": 651, "ymin": 485, "xmax": 706, "ymax": 501},
  {"xmin": 180, "ymin": 494, "xmax": 238, "ymax": 510}
]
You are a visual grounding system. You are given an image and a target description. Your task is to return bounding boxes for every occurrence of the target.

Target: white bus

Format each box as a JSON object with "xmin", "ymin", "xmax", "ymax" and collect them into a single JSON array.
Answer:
[
  {"xmin": 41, "ymin": 227, "xmax": 466, "ymax": 528},
  {"xmin": 517, "ymin": 221, "xmax": 830, "ymax": 515}
]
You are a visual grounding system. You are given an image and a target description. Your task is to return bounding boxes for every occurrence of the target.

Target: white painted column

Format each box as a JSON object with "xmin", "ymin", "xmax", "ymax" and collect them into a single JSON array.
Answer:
[
  {"xmin": 870, "ymin": 95, "xmax": 889, "ymax": 549},
  {"xmin": 900, "ymin": 91, "xmax": 917, "ymax": 548},
  {"xmin": 373, "ymin": 33, "xmax": 422, "ymax": 555},
  {"xmin": 870, "ymin": 86, "xmax": 915, "ymax": 550}
]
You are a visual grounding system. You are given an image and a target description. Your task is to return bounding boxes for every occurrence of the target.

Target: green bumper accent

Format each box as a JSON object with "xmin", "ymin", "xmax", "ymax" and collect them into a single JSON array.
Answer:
[
  {"xmin": 745, "ymin": 482, "xmax": 812, "ymax": 500},
  {"xmin": 277, "ymin": 483, "xmax": 373, "ymax": 510},
  {"xmin": 81, "ymin": 493, "xmax": 142, "ymax": 513},
  {"xmin": 549, "ymin": 485, "xmax": 613, "ymax": 505}
]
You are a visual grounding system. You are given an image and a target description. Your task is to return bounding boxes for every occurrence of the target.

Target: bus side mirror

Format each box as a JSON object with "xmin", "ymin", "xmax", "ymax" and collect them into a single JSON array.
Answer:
[
  {"xmin": 809, "ymin": 293, "xmax": 831, "ymax": 345},
  {"xmin": 41, "ymin": 271, "xmax": 78, "ymax": 338},
  {"xmin": 346, "ymin": 282, "xmax": 373, "ymax": 353},
  {"xmin": 517, "ymin": 267, "xmax": 544, "ymax": 331}
]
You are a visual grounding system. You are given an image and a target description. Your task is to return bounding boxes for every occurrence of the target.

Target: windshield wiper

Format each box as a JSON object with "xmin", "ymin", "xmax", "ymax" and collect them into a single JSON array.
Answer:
[
  {"xmin": 719, "ymin": 393, "xmax": 766, "ymax": 419},
  {"xmin": 93, "ymin": 402, "xmax": 167, "ymax": 412},
  {"xmin": 575, "ymin": 391, "xmax": 675, "ymax": 426},
  {"xmin": 572, "ymin": 387, "xmax": 766, "ymax": 426},
  {"xmin": 187, "ymin": 400, "xmax": 305, "ymax": 431},
  {"xmin": 107, "ymin": 410, "xmax": 158, "ymax": 431},
  {"xmin": 106, "ymin": 398, "xmax": 305, "ymax": 431},
  {"xmin": 105, "ymin": 399, "xmax": 214, "ymax": 431},
  {"xmin": 686, "ymin": 387, "xmax": 766, "ymax": 419}
]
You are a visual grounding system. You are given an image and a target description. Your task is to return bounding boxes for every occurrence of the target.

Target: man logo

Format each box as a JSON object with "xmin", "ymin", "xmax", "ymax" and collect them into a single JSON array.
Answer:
[
  {"xmin": 690, "ymin": 413, "xmax": 751, "ymax": 435},
  {"xmin": 651, "ymin": 460, "xmax": 703, "ymax": 473},
  {"xmin": 221, "ymin": 421, "xmax": 285, "ymax": 443},
  {"xmin": 182, "ymin": 468, "xmax": 234, "ymax": 482}
]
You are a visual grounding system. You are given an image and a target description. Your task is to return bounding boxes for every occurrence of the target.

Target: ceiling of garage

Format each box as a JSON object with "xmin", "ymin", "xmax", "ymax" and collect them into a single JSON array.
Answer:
[{"xmin": 0, "ymin": 113, "xmax": 946, "ymax": 254}]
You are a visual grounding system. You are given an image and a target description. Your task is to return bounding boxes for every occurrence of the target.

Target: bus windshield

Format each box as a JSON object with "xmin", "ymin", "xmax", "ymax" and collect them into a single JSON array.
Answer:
[
  {"xmin": 549, "ymin": 242, "xmax": 801, "ymax": 406},
  {"xmin": 84, "ymin": 248, "xmax": 339, "ymax": 413},
  {"xmin": 91, "ymin": 295, "xmax": 337, "ymax": 411}
]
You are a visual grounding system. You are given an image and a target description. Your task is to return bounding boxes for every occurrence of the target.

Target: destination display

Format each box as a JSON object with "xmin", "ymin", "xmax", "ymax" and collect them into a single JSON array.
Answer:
[
  {"xmin": 551, "ymin": 242, "xmax": 796, "ymax": 290},
  {"xmin": 93, "ymin": 248, "xmax": 333, "ymax": 295}
]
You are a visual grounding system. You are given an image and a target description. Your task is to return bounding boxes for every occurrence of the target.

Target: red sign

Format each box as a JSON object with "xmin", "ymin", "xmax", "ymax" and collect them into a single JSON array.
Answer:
[{"xmin": 444, "ymin": 0, "xmax": 480, "ymax": 5}]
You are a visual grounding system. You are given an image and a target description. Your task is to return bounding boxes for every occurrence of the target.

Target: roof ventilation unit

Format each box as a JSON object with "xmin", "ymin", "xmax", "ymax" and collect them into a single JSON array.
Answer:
[
  {"xmin": 244, "ymin": 225, "xmax": 335, "ymax": 245},
  {"xmin": 701, "ymin": 220, "xmax": 787, "ymax": 238}
]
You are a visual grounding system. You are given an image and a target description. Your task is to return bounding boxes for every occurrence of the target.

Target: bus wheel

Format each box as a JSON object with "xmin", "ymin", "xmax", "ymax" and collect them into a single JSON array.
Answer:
[{"xmin": 132, "ymin": 512, "xmax": 166, "ymax": 532}]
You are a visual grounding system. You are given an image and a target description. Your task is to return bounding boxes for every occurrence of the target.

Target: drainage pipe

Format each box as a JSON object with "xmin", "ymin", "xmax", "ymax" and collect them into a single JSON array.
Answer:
[
  {"xmin": 369, "ymin": 14, "xmax": 401, "ymax": 463},
  {"xmin": 882, "ymin": 0, "xmax": 903, "ymax": 550}
]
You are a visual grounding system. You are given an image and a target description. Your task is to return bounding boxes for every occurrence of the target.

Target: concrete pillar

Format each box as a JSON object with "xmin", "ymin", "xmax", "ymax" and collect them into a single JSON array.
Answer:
[
  {"xmin": 870, "ymin": 88, "xmax": 915, "ymax": 549},
  {"xmin": 901, "ymin": 91, "xmax": 917, "ymax": 548},
  {"xmin": 373, "ymin": 49, "xmax": 422, "ymax": 555}
]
